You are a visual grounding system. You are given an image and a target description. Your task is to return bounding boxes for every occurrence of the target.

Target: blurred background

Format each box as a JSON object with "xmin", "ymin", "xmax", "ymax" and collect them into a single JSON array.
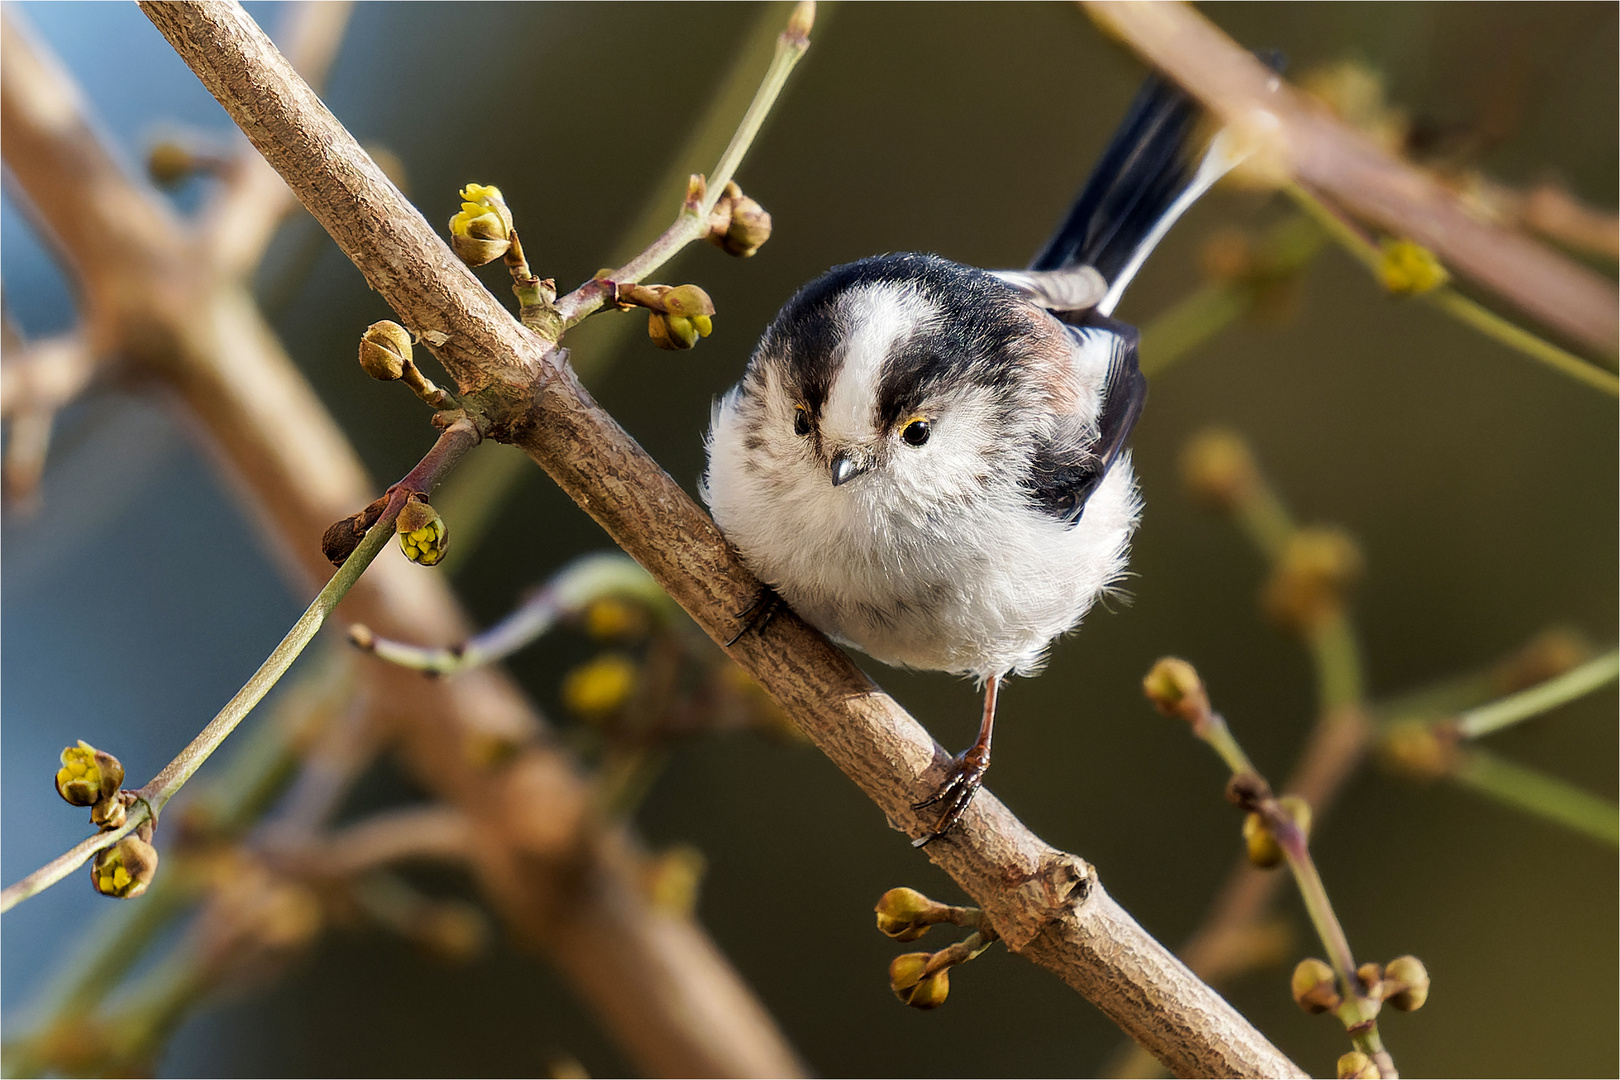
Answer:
[{"xmin": 3, "ymin": 2, "xmax": 1614, "ymax": 1077}]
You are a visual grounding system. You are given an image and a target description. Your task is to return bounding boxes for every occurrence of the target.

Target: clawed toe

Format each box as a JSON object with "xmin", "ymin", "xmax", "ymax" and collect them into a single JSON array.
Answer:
[
  {"xmin": 725, "ymin": 587, "xmax": 782, "ymax": 647},
  {"xmin": 911, "ymin": 750, "xmax": 989, "ymax": 846}
]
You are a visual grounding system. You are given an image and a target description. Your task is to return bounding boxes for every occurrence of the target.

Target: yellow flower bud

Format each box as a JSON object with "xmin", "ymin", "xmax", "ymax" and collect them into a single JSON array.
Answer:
[
  {"xmin": 1377, "ymin": 239, "xmax": 1449, "ymax": 296},
  {"xmin": 641, "ymin": 845, "xmax": 706, "ymax": 916},
  {"xmin": 359, "ymin": 320, "xmax": 413, "ymax": 381},
  {"xmin": 1180, "ymin": 429, "xmax": 1260, "ymax": 513},
  {"xmin": 1142, "ymin": 657, "xmax": 1208, "ymax": 722},
  {"xmin": 396, "ymin": 498, "xmax": 447, "ymax": 566},
  {"xmin": 1242, "ymin": 812, "xmax": 1284, "ymax": 869},
  {"xmin": 1337, "ymin": 1051, "xmax": 1380, "ymax": 1079},
  {"xmin": 1383, "ymin": 954, "xmax": 1429, "ymax": 1012},
  {"xmin": 91, "ymin": 835, "xmax": 159, "ymax": 900},
  {"xmin": 1291, "ymin": 957, "xmax": 1342, "ymax": 1014},
  {"xmin": 647, "ymin": 311, "xmax": 714, "ymax": 351},
  {"xmin": 55, "ymin": 742, "xmax": 123, "ymax": 807},
  {"xmin": 874, "ymin": 887, "xmax": 948, "ymax": 942},
  {"xmin": 583, "ymin": 596, "xmax": 649, "ymax": 641},
  {"xmin": 562, "ymin": 653, "xmax": 638, "ymax": 719},
  {"xmin": 889, "ymin": 953, "xmax": 949, "ymax": 1009},
  {"xmin": 448, "ymin": 182, "xmax": 514, "ymax": 266}
]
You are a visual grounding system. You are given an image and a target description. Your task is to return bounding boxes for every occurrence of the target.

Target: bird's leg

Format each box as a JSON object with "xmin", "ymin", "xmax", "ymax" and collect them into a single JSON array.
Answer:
[
  {"xmin": 725, "ymin": 585, "xmax": 783, "ymax": 647},
  {"xmin": 912, "ymin": 674, "xmax": 1000, "ymax": 846}
]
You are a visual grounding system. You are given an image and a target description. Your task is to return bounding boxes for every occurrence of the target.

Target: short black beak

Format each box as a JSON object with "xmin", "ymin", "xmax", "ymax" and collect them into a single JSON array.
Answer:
[{"xmin": 830, "ymin": 451, "xmax": 872, "ymax": 487}]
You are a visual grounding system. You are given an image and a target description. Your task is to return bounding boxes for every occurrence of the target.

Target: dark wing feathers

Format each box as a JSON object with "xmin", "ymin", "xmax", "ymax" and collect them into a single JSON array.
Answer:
[{"xmin": 1023, "ymin": 315, "xmax": 1146, "ymax": 525}]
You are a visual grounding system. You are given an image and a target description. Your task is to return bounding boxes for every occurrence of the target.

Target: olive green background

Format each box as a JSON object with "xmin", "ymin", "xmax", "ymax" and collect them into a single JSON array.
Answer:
[{"xmin": 3, "ymin": 3, "xmax": 1615, "ymax": 1077}]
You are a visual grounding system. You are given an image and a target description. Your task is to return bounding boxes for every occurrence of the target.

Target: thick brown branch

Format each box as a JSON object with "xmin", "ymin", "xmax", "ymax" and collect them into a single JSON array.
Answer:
[
  {"xmin": 1083, "ymin": 0, "xmax": 1619, "ymax": 355},
  {"xmin": 4, "ymin": 9, "xmax": 803, "ymax": 1077},
  {"xmin": 142, "ymin": 2, "xmax": 1304, "ymax": 1075}
]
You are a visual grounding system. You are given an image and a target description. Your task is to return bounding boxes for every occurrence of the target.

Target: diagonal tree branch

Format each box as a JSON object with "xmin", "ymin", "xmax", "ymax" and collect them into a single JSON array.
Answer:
[
  {"xmin": 141, "ymin": 2, "xmax": 1306, "ymax": 1075},
  {"xmin": 1, "ymin": 9, "xmax": 803, "ymax": 1076},
  {"xmin": 1082, "ymin": 0, "xmax": 1619, "ymax": 356}
]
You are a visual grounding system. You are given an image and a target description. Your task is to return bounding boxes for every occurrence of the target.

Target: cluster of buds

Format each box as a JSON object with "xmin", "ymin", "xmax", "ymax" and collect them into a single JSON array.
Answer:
[
  {"xmin": 1291, "ymin": 954, "xmax": 1431, "ymax": 1018},
  {"xmin": 704, "ymin": 180, "xmax": 773, "ymax": 258},
  {"xmin": 91, "ymin": 821, "xmax": 159, "ymax": 900},
  {"xmin": 616, "ymin": 283, "xmax": 716, "ymax": 351},
  {"xmin": 358, "ymin": 320, "xmax": 450, "ymax": 407},
  {"xmin": 395, "ymin": 495, "xmax": 448, "ymax": 567},
  {"xmin": 448, "ymin": 183, "xmax": 514, "ymax": 267},
  {"xmin": 1241, "ymin": 795, "xmax": 1312, "ymax": 869},
  {"xmin": 874, "ymin": 887, "xmax": 995, "ymax": 1010},
  {"xmin": 1263, "ymin": 527, "xmax": 1364, "ymax": 633}
]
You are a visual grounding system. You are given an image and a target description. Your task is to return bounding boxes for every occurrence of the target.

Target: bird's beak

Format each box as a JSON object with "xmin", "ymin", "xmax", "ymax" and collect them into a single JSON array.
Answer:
[{"xmin": 829, "ymin": 450, "xmax": 874, "ymax": 487}]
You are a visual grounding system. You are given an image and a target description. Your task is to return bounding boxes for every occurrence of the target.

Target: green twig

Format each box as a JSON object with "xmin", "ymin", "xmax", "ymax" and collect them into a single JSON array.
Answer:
[
  {"xmin": 1286, "ymin": 184, "xmax": 1618, "ymax": 396},
  {"xmin": 351, "ymin": 552, "xmax": 667, "ymax": 676},
  {"xmin": 1451, "ymin": 748, "xmax": 1619, "ymax": 846},
  {"xmin": 1455, "ymin": 649, "xmax": 1618, "ymax": 740},
  {"xmin": 0, "ymin": 421, "xmax": 478, "ymax": 914},
  {"xmin": 554, "ymin": 1, "xmax": 815, "ymax": 329}
]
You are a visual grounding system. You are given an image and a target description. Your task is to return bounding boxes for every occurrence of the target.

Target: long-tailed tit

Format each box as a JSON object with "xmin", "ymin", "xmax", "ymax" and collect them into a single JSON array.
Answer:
[{"xmin": 704, "ymin": 74, "xmax": 1238, "ymax": 842}]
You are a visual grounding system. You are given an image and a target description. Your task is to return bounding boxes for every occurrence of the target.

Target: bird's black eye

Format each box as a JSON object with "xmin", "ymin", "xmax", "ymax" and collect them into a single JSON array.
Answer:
[
  {"xmin": 793, "ymin": 407, "xmax": 812, "ymax": 437},
  {"xmin": 901, "ymin": 418, "xmax": 931, "ymax": 447}
]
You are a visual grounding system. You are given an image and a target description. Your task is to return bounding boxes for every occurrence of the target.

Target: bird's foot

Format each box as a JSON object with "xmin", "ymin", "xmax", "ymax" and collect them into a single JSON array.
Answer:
[
  {"xmin": 911, "ymin": 745, "xmax": 990, "ymax": 847},
  {"xmin": 725, "ymin": 585, "xmax": 783, "ymax": 647}
]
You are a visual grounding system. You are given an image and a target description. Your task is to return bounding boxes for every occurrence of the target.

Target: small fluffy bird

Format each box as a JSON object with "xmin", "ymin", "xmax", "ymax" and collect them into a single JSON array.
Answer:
[{"xmin": 704, "ymin": 75, "xmax": 1236, "ymax": 842}]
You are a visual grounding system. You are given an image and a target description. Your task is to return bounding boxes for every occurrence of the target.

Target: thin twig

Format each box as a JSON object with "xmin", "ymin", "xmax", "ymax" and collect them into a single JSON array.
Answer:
[
  {"xmin": 1450, "ymin": 749, "xmax": 1619, "ymax": 845},
  {"xmin": 553, "ymin": 1, "xmax": 814, "ymax": 329},
  {"xmin": 1082, "ymin": 0, "xmax": 1619, "ymax": 355},
  {"xmin": 1285, "ymin": 185, "xmax": 1619, "ymax": 396},
  {"xmin": 1454, "ymin": 649, "xmax": 1617, "ymax": 739},
  {"xmin": 146, "ymin": 3, "xmax": 1306, "ymax": 1075},
  {"xmin": 351, "ymin": 552, "xmax": 666, "ymax": 675},
  {"xmin": 0, "ymin": 420, "xmax": 477, "ymax": 913}
]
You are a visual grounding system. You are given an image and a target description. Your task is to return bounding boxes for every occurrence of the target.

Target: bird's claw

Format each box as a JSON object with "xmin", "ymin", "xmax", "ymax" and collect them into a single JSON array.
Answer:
[
  {"xmin": 725, "ymin": 586, "xmax": 782, "ymax": 647},
  {"xmin": 911, "ymin": 747, "xmax": 990, "ymax": 846}
]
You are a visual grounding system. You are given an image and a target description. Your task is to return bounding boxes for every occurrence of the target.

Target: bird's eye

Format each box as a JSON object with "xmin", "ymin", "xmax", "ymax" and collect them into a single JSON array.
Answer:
[
  {"xmin": 793, "ymin": 406, "xmax": 812, "ymax": 437},
  {"xmin": 901, "ymin": 418, "xmax": 931, "ymax": 447}
]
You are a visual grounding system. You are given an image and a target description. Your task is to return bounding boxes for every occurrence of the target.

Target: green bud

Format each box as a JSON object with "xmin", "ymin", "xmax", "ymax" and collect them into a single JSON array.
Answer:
[
  {"xmin": 359, "ymin": 320, "xmax": 412, "ymax": 381},
  {"xmin": 1383, "ymin": 955, "xmax": 1429, "ymax": 1012},
  {"xmin": 1142, "ymin": 657, "xmax": 1208, "ymax": 722},
  {"xmin": 1337, "ymin": 1051, "xmax": 1380, "ymax": 1079},
  {"xmin": 658, "ymin": 284, "xmax": 715, "ymax": 319},
  {"xmin": 396, "ymin": 498, "xmax": 447, "ymax": 566},
  {"xmin": 889, "ymin": 952, "xmax": 949, "ymax": 1009},
  {"xmin": 1242, "ymin": 812, "xmax": 1284, "ymax": 869},
  {"xmin": 874, "ymin": 887, "xmax": 944, "ymax": 942},
  {"xmin": 1291, "ymin": 957, "xmax": 1341, "ymax": 1014}
]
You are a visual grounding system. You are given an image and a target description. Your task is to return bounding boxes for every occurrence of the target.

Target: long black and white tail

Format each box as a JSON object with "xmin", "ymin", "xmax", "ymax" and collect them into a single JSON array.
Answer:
[{"xmin": 1028, "ymin": 74, "xmax": 1237, "ymax": 316}]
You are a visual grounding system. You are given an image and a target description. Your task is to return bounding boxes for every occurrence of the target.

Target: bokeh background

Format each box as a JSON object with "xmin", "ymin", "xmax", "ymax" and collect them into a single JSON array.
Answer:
[{"xmin": 3, "ymin": 2, "xmax": 1615, "ymax": 1077}]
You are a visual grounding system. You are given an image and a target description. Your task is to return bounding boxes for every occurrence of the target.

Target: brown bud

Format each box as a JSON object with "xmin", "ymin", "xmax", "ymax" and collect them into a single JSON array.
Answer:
[
  {"xmin": 396, "ymin": 497, "xmax": 448, "ymax": 566},
  {"xmin": 1263, "ymin": 527, "xmax": 1363, "ymax": 633},
  {"xmin": 1378, "ymin": 720, "xmax": 1460, "ymax": 782},
  {"xmin": 1383, "ymin": 955, "xmax": 1429, "ymax": 1011},
  {"xmin": 1142, "ymin": 657, "xmax": 1209, "ymax": 723},
  {"xmin": 1180, "ymin": 429, "xmax": 1260, "ymax": 513},
  {"xmin": 91, "ymin": 791, "xmax": 134, "ymax": 830},
  {"xmin": 147, "ymin": 140, "xmax": 198, "ymax": 187},
  {"xmin": 359, "ymin": 320, "xmax": 413, "ymax": 381},
  {"xmin": 1291, "ymin": 957, "xmax": 1341, "ymax": 1014},
  {"xmin": 1336, "ymin": 1051, "xmax": 1380, "ymax": 1079},
  {"xmin": 707, "ymin": 182, "xmax": 773, "ymax": 257},
  {"xmin": 91, "ymin": 834, "xmax": 159, "ymax": 899}
]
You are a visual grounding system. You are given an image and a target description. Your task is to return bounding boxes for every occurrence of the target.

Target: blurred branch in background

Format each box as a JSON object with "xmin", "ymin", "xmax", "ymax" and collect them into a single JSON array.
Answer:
[
  {"xmin": 138, "ymin": 1, "xmax": 1310, "ymax": 1074},
  {"xmin": 1083, "ymin": 0, "xmax": 1620, "ymax": 358},
  {"xmin": 0, "ymin": 2, "xmax": 805, "ymax": 1074}
]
